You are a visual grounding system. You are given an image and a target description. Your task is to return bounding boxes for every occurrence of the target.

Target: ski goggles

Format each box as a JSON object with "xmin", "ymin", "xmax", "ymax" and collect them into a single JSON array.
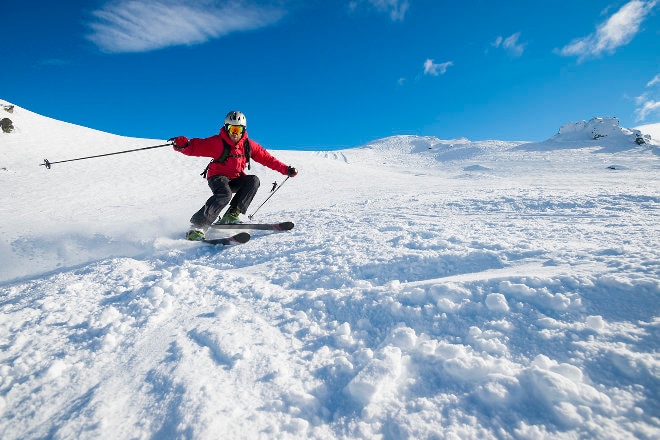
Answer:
[{"xmin": 226, "ymin": 124, "xmax": 245, "ymax": 135}]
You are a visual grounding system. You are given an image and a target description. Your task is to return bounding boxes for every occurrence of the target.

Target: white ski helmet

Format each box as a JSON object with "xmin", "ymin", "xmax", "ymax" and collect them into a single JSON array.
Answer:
[{"xmin": 224, "ymin": 110, "xmax": 247, "ymax": 127}]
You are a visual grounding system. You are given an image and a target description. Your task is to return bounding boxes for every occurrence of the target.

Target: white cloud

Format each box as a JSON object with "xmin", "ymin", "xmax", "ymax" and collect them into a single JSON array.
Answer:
[
  {"xmin": 635, "ymin": 73, "xmax": 660, "ymax": 121},
  {"xmin": 348, "ymin": 0, "xmax": 410, "ymax": 21},
  {"xmin": 635, "ymin": 100, "xmax": 660, "ymax": 120},
  {"xmin": 423, "ymin": 59, "xmax": 453, "ymax": 76},
  {"xmin": 558, "ymin": 0, "xmax": 658, "ymax": 61},
  {"xmin": 647, "ymin": 74, "xmax": 660, "ymax": 87},
  {"xmin": 492, "ymin": 32, "xmax": 526, "ymax": 57},
  {"xmin": 86, "ymin": 0, "xmax": 286, "ymax": 53}
]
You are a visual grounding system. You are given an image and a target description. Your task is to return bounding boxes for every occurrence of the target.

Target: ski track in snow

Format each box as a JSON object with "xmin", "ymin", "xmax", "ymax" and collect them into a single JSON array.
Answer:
[{"xmin": 1, "ymin": 102, "xmax": 659, "ymax": 439}]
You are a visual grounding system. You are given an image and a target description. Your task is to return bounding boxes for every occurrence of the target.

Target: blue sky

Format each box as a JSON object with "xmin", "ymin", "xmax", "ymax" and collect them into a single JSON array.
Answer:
[{"xmin": 2, "ymin": 0, "xmax": 659, "ymax": 149}]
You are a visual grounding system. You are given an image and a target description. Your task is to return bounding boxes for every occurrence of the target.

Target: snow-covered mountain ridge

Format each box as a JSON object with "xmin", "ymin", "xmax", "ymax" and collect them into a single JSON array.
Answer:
[
  {"xmin": 2, "ymin": 100, "xmax": 657, "ymax": 171},
  {"xmin": 1, "ymin": 99, "xmax": 658, "ymax": 439}
]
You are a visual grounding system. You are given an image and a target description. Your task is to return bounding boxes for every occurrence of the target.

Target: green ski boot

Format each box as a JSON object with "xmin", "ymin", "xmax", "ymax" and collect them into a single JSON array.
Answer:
[
  {"xmin": 218, "ymin": 207, "xmax": 242, "ymax": 225},
  {"xmin": 186, "ymin": 229, "xmax": 205, "ymax": 241}
]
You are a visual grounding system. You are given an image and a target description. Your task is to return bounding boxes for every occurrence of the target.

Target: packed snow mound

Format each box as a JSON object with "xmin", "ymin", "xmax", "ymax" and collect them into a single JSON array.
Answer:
[
  {"xmin": 359, "ymin": 135, "xmax": 520, "ymax": 154},
  {"xmin": 337, "ymin": 135, "xmax": 525, "ymax": 169},
  {"xmin": 360, "ymin": 135, "xmax": 468, "ymax": 153}
]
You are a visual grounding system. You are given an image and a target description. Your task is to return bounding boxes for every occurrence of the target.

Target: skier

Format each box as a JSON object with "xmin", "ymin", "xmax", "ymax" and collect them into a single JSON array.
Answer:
[{"xmin": 171, "ymin": 110, "xmax": 298, "ymax": 241}]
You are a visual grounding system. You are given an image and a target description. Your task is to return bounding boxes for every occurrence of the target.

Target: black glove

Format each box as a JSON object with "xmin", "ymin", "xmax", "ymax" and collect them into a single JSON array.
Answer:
[
  {"xmin": 169, "ymin": 136, "xmax": 189, "ymax": 150},
  {"xmin": 287, "ymin": 166, "xmax": 298, "ymax": 177}
]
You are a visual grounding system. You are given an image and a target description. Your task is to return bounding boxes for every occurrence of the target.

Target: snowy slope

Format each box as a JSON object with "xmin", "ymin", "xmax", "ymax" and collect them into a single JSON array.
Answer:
[
  {"xmin": 636, "ymin": 121, "xmax": 660, "ymax": 140},
  {"xmin": 1, "ymin": 100, "xmax": 659, "ymax": 439}
]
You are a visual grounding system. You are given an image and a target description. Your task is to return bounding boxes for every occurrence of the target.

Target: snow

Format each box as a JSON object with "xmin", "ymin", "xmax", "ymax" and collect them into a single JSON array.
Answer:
[
  {"xmin": 1, "ymin": 99, "xmax": 659, "ymax": 439},
  {"xmin": 636, "ymin": 122, "xmax": 660, "ymax": 140}
]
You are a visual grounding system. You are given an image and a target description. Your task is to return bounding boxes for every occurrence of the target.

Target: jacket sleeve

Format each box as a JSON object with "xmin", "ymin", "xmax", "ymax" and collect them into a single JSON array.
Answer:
[
  {"xmin": 177, "ymin": 136, "xmax": 220, "ymax": 159},
  {"xmin": 249, "ymin": 140, "xmax": 289, "ymax": 175}
]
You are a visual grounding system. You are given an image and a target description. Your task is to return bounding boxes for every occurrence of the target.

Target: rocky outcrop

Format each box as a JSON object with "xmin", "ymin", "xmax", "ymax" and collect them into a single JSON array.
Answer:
[{"xmin": 1, "ymin": 118, "xmax": 14, "ymax": 133}]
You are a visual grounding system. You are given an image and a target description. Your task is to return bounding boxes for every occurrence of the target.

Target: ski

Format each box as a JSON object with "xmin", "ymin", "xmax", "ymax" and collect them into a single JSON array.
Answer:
[
  {"xmin": 209, "ymin": 221, "xmax": 294, "ymax": 231},
  {"xmin": 201, "ymin": 232, "xmax": 251, "ymax": 246}
]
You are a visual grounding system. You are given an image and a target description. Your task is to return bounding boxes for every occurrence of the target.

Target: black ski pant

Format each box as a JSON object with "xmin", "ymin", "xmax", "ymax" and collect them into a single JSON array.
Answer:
[{"xmin": 190, "ymin": 174, "xmax": 260, "ymax": 229}]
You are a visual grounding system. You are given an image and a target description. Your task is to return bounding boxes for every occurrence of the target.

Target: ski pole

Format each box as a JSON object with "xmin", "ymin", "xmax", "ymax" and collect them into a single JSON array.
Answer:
[
  {"xmin": 248, "ymin": 176, "xmax": 290, "ymax": 220},
  {"xmin": 40, "ymin": 141, "xmax": 174, "ymax": 169}
]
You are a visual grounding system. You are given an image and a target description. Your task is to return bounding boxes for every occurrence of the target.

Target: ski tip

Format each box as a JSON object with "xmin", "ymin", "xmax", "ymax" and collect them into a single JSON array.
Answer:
[
  {"xmin": 232, "ymin": 232, "xmax": 251, "ymax": 243},
  {"xmin": 277, "ymin": 221, "xmax": 294, "ymax": 231},
  {"xmin": 202, "ymin": 232, "xmax": 251, "ymax": 246}
]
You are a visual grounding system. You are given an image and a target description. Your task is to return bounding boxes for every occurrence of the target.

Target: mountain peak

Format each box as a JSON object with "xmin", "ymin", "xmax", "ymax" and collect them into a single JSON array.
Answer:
[{"xmin": 554, "ymin": 117, "xmax": 649, "ymax": 145}]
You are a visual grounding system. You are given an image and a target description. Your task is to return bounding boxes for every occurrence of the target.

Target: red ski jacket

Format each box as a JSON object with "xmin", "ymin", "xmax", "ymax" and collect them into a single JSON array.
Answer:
[{"xmin": 175, "ymin": 128, "xmax": 289, "ymax": 180}]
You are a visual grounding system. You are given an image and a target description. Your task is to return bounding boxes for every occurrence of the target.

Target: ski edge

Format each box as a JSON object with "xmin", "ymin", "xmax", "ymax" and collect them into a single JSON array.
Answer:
[{"xmin": 209, "ymin": 221, "xmax": 294, "ymax": 231}]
